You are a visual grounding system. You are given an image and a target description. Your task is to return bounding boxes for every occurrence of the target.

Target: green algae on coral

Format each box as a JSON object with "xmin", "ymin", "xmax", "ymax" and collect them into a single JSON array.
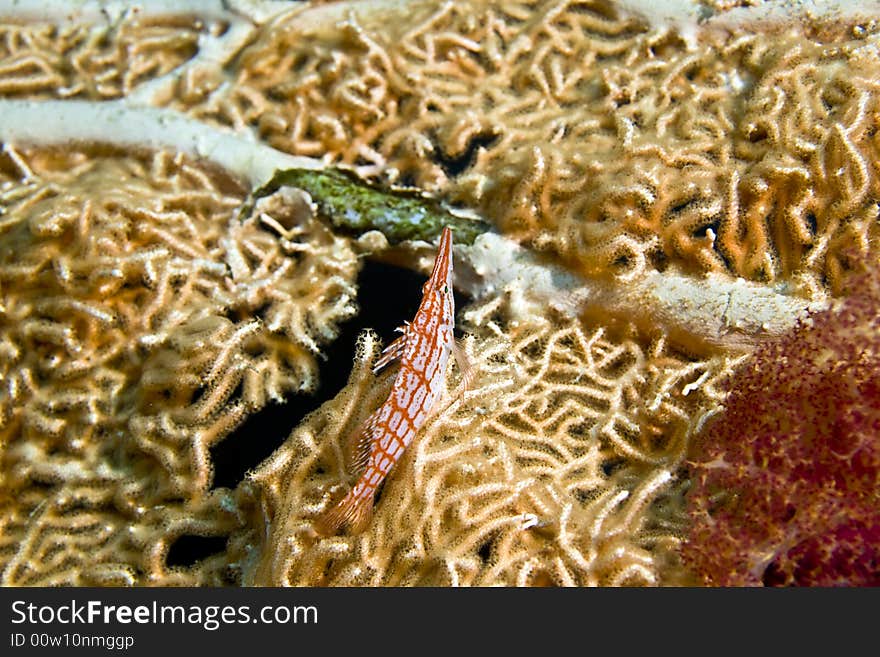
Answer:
[{"xmin": 250, "ymin": 168, "xmax": 491, "ymax": 245}]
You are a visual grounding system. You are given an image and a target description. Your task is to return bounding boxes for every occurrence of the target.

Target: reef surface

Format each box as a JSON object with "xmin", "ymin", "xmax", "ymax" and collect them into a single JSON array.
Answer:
[{"xmin": 0, "ymin": 0, "xmax": 878, "ymax": 586}]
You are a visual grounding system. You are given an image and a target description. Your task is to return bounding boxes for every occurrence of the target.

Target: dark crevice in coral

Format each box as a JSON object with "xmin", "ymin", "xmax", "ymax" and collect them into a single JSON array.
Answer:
[
  {"xmin": 165, "ymin": 534, "xmax": 228, "ymax": 567},
  {"xmin": 669, "ymin": 199, "xmax": 696, "ymax": 216},
  {"xmin": 431, "ymin": 131, "xmax": 499, "ymax": 177},
  {"xmin": 476, "ymin": 534, "xmax": 497, "ymax": 563},
  {"xmin": 692, "ymin": 219, "xmax": 719, "ymax": 239},
  {"xmin": 711, "ymin": 233, "xmax": 735, "ymax": 272},
  {"xmin": 601, "ymin": 457, "xmax": 625, "ymax": 477},
  {"xmin": 761, "ymin": 561, "xmax": 787, "ymax": 587},
  {"xmin": 395, "ymin": 172, "xmax": 419, "ymax": 188},
  {"xmin": 747, "ymin": 125, "xmax": 768, "ymax": 143},
  {"xmin": 611, "ymin": 253, "xmax": 631, "ymax": 270},
  {"xmin": 573, "ymin": 488, "xmax": 595, "ymax": 504},
  {"xmin": 649, "ymin": 248, "xmax": 669, "ymax": 272},
  {"xmin": 190, "ymin": 384, "xmax": 207, "ymax": 405},
  {"xmin": 805, "ymin": 212, "xmax": 818, "ymax": 237},
  {"xmin": 210, "ymin": 258, "xmax": 470, "ymax": 490}
]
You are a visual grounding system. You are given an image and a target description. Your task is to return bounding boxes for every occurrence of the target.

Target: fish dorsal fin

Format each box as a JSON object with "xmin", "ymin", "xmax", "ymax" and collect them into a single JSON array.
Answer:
[
  {"xmin": 372, "ymin": 323, "xmax": 411, "ymax": 374},
  {"xmin": 346, "ymin": 411, "xmax": 379, "ymax": 475}
]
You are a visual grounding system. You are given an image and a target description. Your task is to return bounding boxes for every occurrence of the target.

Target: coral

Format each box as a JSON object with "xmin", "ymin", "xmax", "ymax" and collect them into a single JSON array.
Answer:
[
  {"xmin": 457, "ymin": 232, "xmax": 826, "ymax": 348},
  {"xmin": 0, "ymin": 98, "xmax": 324, "ymax": 189},
  {"xmin": 234, "ymin": 303, "xmax": 739, "ymax": 586},
  {"xmin": 680, "ymin": 267, "xmax": 880, "ymax": 586},
  {"xmin": 1, "ymin": 0, "xmax": 879, "ymax": 587},
  {"xmin": 0, "ymin": 146, "xmax": 359, "ymax": 584},
  {"xmin": 0, "ymin": 12, "xmax": 201, "ymax": 99},
  {"xmin": 189, "ymin": 0, "xmax": 880, "ymax": 294},
  {"xmin": 0, "ymin": 1, "xmax": 300, "ymax": 111}
]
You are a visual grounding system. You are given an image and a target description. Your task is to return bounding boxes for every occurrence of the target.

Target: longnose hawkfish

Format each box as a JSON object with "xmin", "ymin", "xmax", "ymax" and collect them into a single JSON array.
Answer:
[{"xmin": 315, "ymin": 226, "xmax": 470, "ymax": 536}]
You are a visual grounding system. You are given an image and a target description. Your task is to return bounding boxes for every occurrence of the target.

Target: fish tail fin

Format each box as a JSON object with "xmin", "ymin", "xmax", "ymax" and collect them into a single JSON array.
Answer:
[{"xmin": 314, "ymin": 489, "xmax": 374, "ymax": 537}]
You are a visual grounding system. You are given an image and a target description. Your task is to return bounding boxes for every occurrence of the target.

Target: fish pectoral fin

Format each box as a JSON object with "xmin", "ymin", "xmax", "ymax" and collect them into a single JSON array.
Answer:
[
  {"xmin": 346, "ymin": 413, "xmax": 379, "ymax": 475},
  {"xmin": 453, "ymin": 339, "xmax": 476, "ymax": 392},
  {"xmin": 372, "ymin": 325, "xmax": 410, "ymax": 373},
  {"xmin": 314, "ymin": 488, "xmax": 375, "ymax": 537},
  {"xmin": 429, "ymin": 341, "xmax": 476, "ymax": 421},
  {"xmin": 348, "ymin": 496, "xmax": 374, "ymax": 534}
]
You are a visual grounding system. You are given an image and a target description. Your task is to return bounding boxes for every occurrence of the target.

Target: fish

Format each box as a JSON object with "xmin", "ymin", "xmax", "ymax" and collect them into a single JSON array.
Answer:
[{"xmin": 315, "ymin": 226, "xmax": 462, "ymax": 536}]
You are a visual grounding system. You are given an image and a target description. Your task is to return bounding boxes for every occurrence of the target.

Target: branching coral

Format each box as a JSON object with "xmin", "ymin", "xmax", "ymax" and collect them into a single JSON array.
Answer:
[
  {"xmin": 195, "ymin": 0, "xmax": 880, "ymax": 295},
  {"xmin": 0, "ymin": 0, "xmax": 299, "ymax": 102},
  {"xmin": 234, "ymin": 300, "xmax": 740, "ymax": 586},
  {"xmin": 0, "ymin": 146, "xmax": 359, "ymax": 583},
  {"xmin": 0, "ymin": 11, "xmax": 201, "ymax": 99},
  {"xmin": 1, "ymin": 0, "xmax": 879, "ymax": 587}
]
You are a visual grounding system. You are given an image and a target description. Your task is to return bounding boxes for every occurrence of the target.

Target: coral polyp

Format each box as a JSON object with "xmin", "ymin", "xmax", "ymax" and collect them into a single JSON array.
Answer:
[{"xmin": 681, "ymin": 268, "xmax": 880, "ymax": 586}]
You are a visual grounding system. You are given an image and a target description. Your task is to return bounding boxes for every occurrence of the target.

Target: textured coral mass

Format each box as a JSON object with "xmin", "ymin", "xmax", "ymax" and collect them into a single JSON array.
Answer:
[
  {"xmin": 201, "ymin": 0, "xmax": 880, "ymax": 293},
  {"xmin": 237, "ymin": 316, "xmax": 734, "ymax": 586},
  {"xmin": 2, "ymin": 0, "xmax": 880, "ymax": 586},
  {"xmin": 681, "ymin": 269, "xmax": 880, "ymax": 586},
  {"xmin": 0, "ymin": 149, "xmax": 359, "ymax": 584},
  {"xmin": 0, "ymin": 18, "xmax": 201, "ymax": 99}
]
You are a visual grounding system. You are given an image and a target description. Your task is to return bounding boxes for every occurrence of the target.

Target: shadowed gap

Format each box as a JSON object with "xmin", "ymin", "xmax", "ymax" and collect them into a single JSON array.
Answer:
[
  {"xmin": 165, "ymin": 261, "xmax": 419, "ymax": 569},
  {"xmin": 209, "ymin": 258, "xmax": 467, "ymax": 491},
  {"xmin": 432, "ymin": 132, "xmax": 499, "ymax": 177},
  {"xmin": 165, "ymin": 534, "xmax": 228, "ymax": 568}
]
